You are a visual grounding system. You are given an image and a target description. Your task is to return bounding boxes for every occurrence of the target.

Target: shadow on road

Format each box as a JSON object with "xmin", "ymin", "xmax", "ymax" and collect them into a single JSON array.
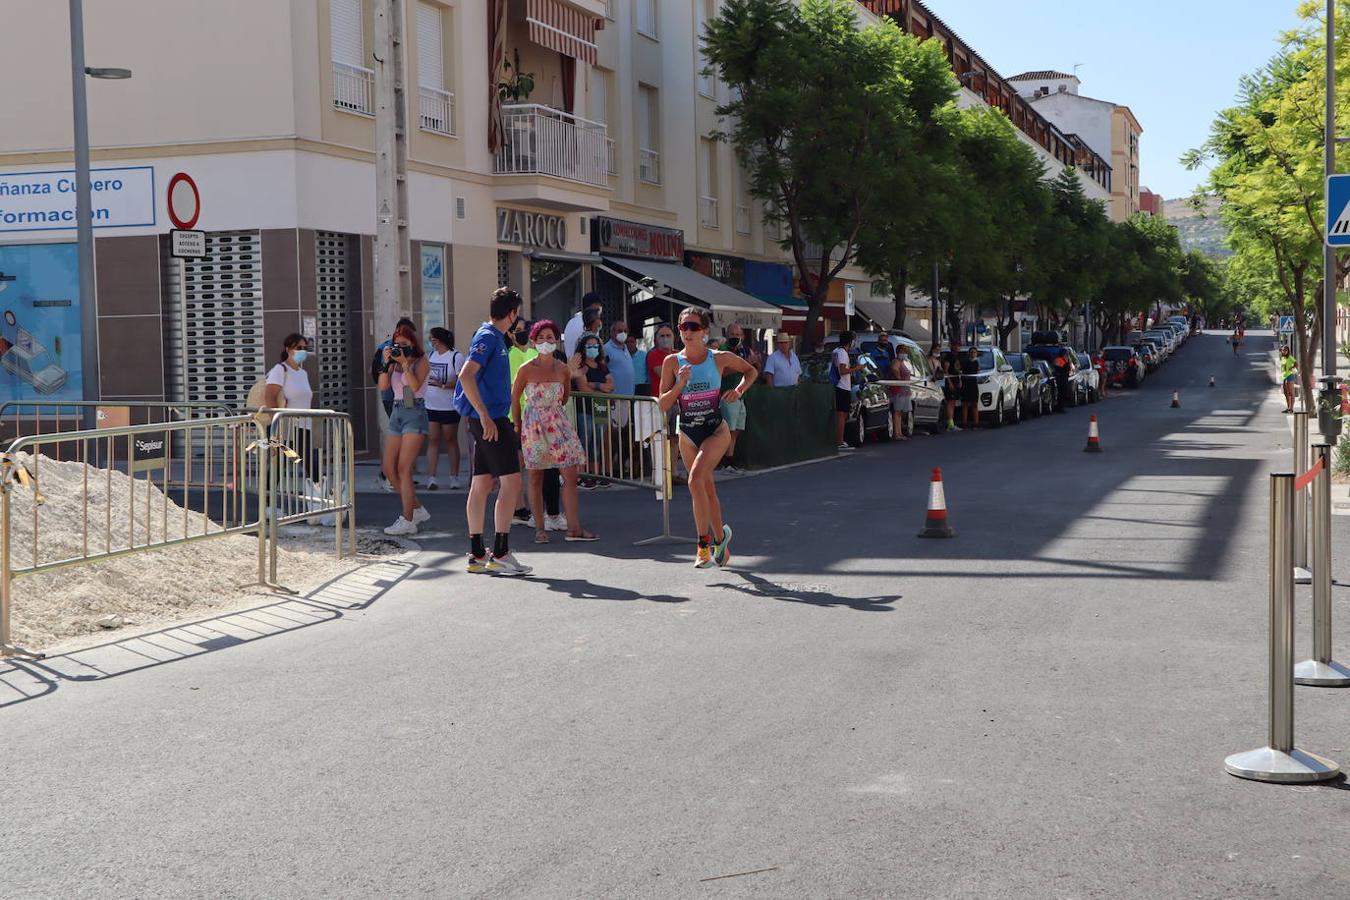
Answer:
[{"xmin": 0, "ymin": 559, "xmax": 417, "ymax": 710}]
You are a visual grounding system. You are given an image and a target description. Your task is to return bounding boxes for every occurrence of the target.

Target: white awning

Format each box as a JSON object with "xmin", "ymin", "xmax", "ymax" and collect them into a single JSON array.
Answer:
[{"xmin": 599, "ymin": 255, "xmax": 783, "ymax": 330}]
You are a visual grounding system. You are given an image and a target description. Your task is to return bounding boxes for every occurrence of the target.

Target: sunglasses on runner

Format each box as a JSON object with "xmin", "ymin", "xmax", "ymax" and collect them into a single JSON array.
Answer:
[{"xmin": 678, "ymin": 322, "xmax": 704, "ymax": 333}]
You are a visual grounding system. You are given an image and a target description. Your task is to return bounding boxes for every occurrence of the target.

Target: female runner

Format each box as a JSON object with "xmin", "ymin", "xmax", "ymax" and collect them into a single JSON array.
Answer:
[{"xmin": 657, "ymin": 308, "xmax": 758, "ymax": 568}]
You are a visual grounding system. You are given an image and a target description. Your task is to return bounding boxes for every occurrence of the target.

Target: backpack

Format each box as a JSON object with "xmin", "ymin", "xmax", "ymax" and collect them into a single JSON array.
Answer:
[
  {"xmin": 370, "ymin": 343, "xmax": 387, "ymax": 385},
  {"xmin": 246, "ymin": 364, "xmax": 286, "ymax": 428}
]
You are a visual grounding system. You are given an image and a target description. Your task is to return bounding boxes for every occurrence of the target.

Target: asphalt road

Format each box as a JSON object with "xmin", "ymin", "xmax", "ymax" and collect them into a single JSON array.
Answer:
[{"xmin": 3, "ymin": 331, "xmax": 1349, "ymax": 899}]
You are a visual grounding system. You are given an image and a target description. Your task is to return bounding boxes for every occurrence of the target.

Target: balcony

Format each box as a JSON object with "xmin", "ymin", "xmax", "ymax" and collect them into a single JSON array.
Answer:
[
  {"xmin": 494, "ymin": 104, "xmax": 610, "ymax": 189},
  {"xmin": 700, "ymin": 196, "xmax": 719, "ymax": 229},
  {"xmin": 639, "ymin": 147, "xmax": 661, "ymax": 185},
  {"xmin": 735, "ymin": 203, "xmax": 751, "ymax": 235},
  {"xmin": 333, "ymin": 61, "xmax": 373, "ymax": 116},
  {"xmin": 419, "ymin": 86, "xmax": 456, "ymax": 136}
]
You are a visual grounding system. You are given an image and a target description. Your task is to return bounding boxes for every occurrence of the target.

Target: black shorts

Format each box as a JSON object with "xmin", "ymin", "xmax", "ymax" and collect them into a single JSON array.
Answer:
[
  {"xmin": 427, "ymin": 408, "xmax": 461, "ymax": 426},
  {"xmin": 467, "ymin": 417, "xmax": 521, "ymax": 477},
  {"xmin": 961, "ymin": 380, "xmax": 979, "ymax": 403},
  {"xmin": 834, "ymin": 387, "xmax": 852, "ymax": 413}
]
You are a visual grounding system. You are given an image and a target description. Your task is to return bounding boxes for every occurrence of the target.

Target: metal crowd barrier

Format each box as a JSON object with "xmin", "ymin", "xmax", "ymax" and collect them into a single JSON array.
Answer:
[
  {"xmin": 0, "ymin": 408, "xmax": 358, "ymax": 658},
  {"xmin": 0, "ymin": 400, "xmax": 235, "ymax": 448},
  {"xmin": 256, "ymin": 408, "xmax": 357, "ymax": 590},
  {"xmin": 568, "ymin": 391, "xmax": 688, "ymax": 545}
]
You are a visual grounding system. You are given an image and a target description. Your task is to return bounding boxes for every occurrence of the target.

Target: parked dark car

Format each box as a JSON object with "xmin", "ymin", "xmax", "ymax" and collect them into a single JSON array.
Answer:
[
  {"xmin": 1025, "ymin": 344, "xmax": 1082, "ymax": 408},
  {"xmin": 1135, "ymin": 339, "xmax": 1164, "ymax": 369},
  {"xmin": 1102, "ymin": 346, "xmax": 1145, "ymax": 388},
  {"xmin": 1004, "ymin": 351, "xmax": 1051, "ymax": 417},
  {"xmin": 1031, "ymin": 358, "xmax": 1060, "ymax": 410}
]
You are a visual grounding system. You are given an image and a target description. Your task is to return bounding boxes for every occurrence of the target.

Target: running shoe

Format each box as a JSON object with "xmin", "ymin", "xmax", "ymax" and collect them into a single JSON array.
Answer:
[
  {"xmin": 694, "ymin": 545, "xmax": 715, "ymax": 569},
  {"xmin": 512, "ymin": 511, "xmax": 534, "ymax": 528},
  {"xmin": 412, "ymin": 506, "xmax": 431, "ymax": 526},
  {"xmin": 487, "ymin": 553, "xmax": 533, "ymax": 576},
  {"xmin": 836, "ymin": 443, "xmax": 855, "ymax": 452},
  {"xmin": 425, "ymin": 477, "xmax": 439, "ymax": 491},
  {"xmin": 379, "ymin": 474, "xmax": 396, "ymax": 493},
  {"xmin": 384, "ymin": 516, "xmax": 417, "ymax": 536},
  {"xmin": 544, "ymin": 514, "xmax": 568, "ymax": 532},
  {"xmin": 467, "ymin": 554, "xmax": 490, "ymax": 574},
  {"xmin": 713, "ymin": 524, "xmax": 733, "ymax": 567}
]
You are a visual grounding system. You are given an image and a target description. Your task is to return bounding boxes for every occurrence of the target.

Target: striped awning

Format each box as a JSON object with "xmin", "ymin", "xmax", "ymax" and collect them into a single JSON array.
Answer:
[{"xmin": 527, "ymin": 0, "xmax": 599, "ymax": 65}]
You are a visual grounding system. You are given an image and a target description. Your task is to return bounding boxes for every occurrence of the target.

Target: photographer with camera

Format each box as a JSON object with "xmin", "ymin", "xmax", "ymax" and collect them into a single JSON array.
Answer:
[{"xmin": 378, "ymin": 324, "xmax": 432, "ymax": 535}]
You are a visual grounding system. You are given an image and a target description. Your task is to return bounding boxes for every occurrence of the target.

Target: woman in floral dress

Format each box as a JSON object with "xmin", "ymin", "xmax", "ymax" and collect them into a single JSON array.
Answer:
[{"xmin": 511, "ymin": 320, "xmax": 598, "ymax": 544}]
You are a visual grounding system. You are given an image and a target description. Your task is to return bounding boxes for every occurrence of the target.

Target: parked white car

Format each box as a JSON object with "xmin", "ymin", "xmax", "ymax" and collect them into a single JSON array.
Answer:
[
  {"xmin": 970, "ymin": 346, "xmax": 1023, "ymax": 426},
  {"xmin": 1076, "ymin": 353, "xmax": 1101, "ymax": 402}
]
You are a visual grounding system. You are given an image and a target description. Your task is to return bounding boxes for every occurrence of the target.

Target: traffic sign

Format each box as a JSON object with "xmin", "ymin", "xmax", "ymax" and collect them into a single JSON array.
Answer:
[
  {"xmin": 1278, "ymin": 315, "xmax": 1296, "ymax": 335},
  {"xmin": 1327, "ymin": 175, "xmax": 1350, "ymax": 246},
  {"xmin": 166, "ymin": 172, "xmax": 200, "ymax": 230},
  {"xmin": 170, "ymin": 229, "xmax": 205, "ymax": 258}
]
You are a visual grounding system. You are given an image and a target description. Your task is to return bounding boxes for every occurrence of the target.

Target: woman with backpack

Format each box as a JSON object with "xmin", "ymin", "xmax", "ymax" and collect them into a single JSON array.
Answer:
[
  {"xmin": 424, "ymin": 327, "xmax": 463, "ymax": 490},
  {"xmin": 258, "ymin": 332, "xmax": 333, "ymax": 526}
]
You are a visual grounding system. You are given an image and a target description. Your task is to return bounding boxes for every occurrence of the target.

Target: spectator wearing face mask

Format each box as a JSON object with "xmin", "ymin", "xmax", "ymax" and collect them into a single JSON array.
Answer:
[
  {"xmin": 564, "ymin": 294, "xmax": 604, "ymax": 359},
  {"xmin": 718, "ymin": 323, "xmax": 758, "ymax": 472},
  {"xmin": 646, "ymin": 322, "xmax": 676, "ymax": 386}
]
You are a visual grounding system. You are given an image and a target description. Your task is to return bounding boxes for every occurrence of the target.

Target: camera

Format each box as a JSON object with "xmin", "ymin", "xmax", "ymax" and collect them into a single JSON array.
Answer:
[{"xmin": 388, "ymin": 345, "xmax": 404, "ymax": 358}]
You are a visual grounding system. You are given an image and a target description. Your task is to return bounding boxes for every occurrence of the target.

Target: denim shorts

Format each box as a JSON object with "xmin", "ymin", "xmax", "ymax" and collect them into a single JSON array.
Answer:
[{"xmin": 388, "ymin": 400, "xmax": 429, "ymax": 436}]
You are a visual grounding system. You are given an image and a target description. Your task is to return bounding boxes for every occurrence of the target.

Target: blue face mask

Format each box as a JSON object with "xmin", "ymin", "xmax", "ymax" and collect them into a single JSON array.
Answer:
[
  {"xmin": 585, "ymin": 346, "xmax": 600, "ymax": 360},
  {"xmin": 292, "ymin": 349, "xmax": 310, "ymax": 364}
]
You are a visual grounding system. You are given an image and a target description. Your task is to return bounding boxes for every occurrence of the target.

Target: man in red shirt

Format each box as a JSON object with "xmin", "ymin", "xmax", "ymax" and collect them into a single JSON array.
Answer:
[{"xmin": 646, "ymin": 322, "xmax": 676, "ymax": 385}]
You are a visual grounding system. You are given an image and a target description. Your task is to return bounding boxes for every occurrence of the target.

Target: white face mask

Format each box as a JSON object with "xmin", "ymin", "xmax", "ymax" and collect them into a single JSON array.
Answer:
[
  {"xmin": 536, "ymin": 341, "xmax": 557, "ymax": 356},
  {"xmin": 612, "ymin": 331, "xmax": 627, "ymax": 344}
]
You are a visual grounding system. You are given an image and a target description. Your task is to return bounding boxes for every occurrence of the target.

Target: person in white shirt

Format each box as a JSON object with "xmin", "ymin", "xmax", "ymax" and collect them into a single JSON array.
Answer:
[
  {"xmin": 264, "ymin": 332, "xmax": 332, "ymax": 525},
  {"xmin": 832, "ymin": 330, "xmax": 864, "ymax": 451},
  {"xmin": 425, "ymin": 326, "xmax": 464, "ymax": 490},
  {"xmin": 563, "ymin": 294, "xmax": 604, "ymax": 359},
  {"xmin": 762, "ymin": 332, "xmax": 803, "ymax": 388}
]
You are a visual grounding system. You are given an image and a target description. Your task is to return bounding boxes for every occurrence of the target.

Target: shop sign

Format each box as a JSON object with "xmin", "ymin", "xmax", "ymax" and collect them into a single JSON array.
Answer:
[
  {"xmin": 0, "ymin": 166, "xmax": 155, "ymax": 232},
  {"xmin": 0, "ymin": 243, "xmax": 84, "ymax": 401},
  {"xmin": 130, "ymin": 432, "xmax": 168, "ymax": 473},
  {"xmin": 592, "ymin": 216, "xmax": 684, "ymax": 262},
  {"xmin": 685, "ymin": 251, "xmax": 744, "ymax": 288},
  {"xmin": 496, "ymin": 208, "xmax": 566, "ymax": 250}
]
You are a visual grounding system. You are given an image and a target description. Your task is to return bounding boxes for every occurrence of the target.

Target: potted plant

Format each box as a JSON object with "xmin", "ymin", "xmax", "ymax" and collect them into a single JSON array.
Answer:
[{"xmin": 497, "ymin": 49, "xmax": 535, "ymax": 103}]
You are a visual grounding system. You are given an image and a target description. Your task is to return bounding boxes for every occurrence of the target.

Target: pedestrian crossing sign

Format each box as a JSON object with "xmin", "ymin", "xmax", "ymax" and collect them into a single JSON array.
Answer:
[
  {"xmin": 1278, "ymin": 315, "xmax": 1296, "ymax": 334},
  {"xmin": 1327, "ymin": 175, "xmax": 1350, "ymax": 246}
]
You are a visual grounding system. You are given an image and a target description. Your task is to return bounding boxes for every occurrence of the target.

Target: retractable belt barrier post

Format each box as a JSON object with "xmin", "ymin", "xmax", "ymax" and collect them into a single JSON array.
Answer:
[
  {"xmin": 1292, "ymin": 411, "xmax": 1312, "ymax": 584},
  {"xmin": 1295, "ymin": 442, "xmax": 1350, "ymax": 686},
  {"xmin": 569, "ymin": 391, "xmax": 692, "ymax": 546},
  {"xmin": 1225, "ymin": 473, "xmax": 1340, "ymax": 783}
]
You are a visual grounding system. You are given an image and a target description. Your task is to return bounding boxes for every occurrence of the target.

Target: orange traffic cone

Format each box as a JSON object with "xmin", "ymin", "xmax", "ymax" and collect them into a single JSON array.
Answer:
[
  {"xmin": 1170, "ymin": 391, "xmax": 1180, "ymax": 408},
  {"xmin": 917, "ymin": 467, "xmax": 955, "ymax": 539},
  {"xmin": 1084, "ymin": 415, "xmax": 1103, "ymax": 453}
]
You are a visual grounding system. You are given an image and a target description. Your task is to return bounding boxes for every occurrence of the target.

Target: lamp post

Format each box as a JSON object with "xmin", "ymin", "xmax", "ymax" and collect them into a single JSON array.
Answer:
[
  {"xmin": 1322, "ymin": 0, "xmax": 1341, "ymax": 439},
  {"xmin": 69, "ymin": 0, "xmax": 131, "ymax": 407}
]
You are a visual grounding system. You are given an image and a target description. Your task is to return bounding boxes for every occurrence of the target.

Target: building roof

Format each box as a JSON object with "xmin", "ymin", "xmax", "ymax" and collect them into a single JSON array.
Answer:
[{"xmin": 1008, "ymin": 70, "xmax": 1077, "ymax": 82}]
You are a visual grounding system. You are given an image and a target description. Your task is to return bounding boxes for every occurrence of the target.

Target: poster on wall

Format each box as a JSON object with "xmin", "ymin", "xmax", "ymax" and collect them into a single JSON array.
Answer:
[
  {"xmin": 0, "ymin": 243, "xmax": 82, "ymax": 402},
  {"xmin": 421, "ymin": 244, "xmax": 446, "ymax": 330}
]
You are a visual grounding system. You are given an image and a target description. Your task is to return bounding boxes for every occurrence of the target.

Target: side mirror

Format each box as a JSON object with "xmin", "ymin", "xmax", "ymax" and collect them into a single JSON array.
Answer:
[{"xmin": 998, "ymin": 365, "xmax": 1013, "ymax": 373}]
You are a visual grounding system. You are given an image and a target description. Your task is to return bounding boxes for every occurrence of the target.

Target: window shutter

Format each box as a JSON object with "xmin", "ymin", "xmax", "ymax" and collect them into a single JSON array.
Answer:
[
  {"xmin": 331, "ymin": 0, "xmax": 363, "ymax": 66},
  {"xmin": 417, "ymin": 3, "xmax": 444, "ymax": 89}
]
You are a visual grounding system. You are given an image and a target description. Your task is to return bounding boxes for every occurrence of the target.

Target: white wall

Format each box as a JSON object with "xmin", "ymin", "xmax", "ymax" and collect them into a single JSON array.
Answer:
[{"xmin": 1028, "ymin": 93, "xmax": 1112, "ymax": 165}]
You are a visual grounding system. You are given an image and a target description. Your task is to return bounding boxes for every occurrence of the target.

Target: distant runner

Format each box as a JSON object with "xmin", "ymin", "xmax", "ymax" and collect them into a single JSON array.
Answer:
[{"xmin": 1279, "ymin": 345, "xmax": 1297, "ymax": 414}]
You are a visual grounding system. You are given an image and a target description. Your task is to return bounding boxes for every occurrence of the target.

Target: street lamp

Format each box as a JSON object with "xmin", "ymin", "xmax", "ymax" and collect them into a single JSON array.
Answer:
[{"xmin": 69, "ymin": 0, "xmax": 131, "ymax": 407}]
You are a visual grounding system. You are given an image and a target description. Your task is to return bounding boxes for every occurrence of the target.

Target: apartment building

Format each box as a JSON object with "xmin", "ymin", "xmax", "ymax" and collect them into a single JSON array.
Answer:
[
  {"xmin": 1007, "ymin": 70, "xmax": 1143, "ymax": 222},
  {"xmin": 2, "ymin": 0, "xmax": 851, "ymax": 450}
]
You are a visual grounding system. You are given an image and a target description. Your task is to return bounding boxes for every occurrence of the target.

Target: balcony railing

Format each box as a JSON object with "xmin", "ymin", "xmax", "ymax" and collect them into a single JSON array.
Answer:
[
  {"xmin": 605, "ymin": 138, "xmax": 618, "ymax": 176},
  {"xmin": 494, "ymin": 103, "xmax": 610, "ymax": 188},
  {"xmin": 735, "ymin": 203, "xmax": 751, "ymax": 235},
  {"xmin": 639, "ymin": 147, "xmax": 661, "ymax": 184},
  {"xmin": 333, "ymin": 61, "xmax": 374, "ymax": 116},
  {"xmin": 419, "ymin": 85, "xmax": 456, "ymax": 136},
  {"xmin": 700, "ymin": 196, "xmax": 719, "ymax": 229}
]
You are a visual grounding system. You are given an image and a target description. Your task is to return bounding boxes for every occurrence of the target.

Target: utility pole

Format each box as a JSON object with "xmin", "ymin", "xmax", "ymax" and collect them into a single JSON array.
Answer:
[
  {"xmin": 930, "ymin": 261, "xmax": 940, "ymax": 352},
  {"xmin": 1322, "ymin": 0, "xmax": 1342, "ymax": 438},
  {"xmin": 69, "ymin": 0, "xmax": 99, "ymax": 405},
  {"xmin": 373, "ymin": 0, "xmax": 411, "ymax": 343}
]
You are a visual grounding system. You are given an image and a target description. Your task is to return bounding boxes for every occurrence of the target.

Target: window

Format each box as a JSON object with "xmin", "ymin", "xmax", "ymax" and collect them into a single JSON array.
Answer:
[
  {"xmin": 638, "ymin": 84, "xmax": 660, "ymax": 184},
  {"xmin": 734, "ymin": 163, "xmax": 751, "ymax": 234},
  {"xmin": 416, "ymin": 3, "xmax": 455, "ymax": 135},
  {"xmin": 331, "ymin": 0, "xmax": 373, "ymax": 114},
  {"xmin": 698, "ymin": 138, "xmax": 718, "ymax": 228},
  {"xmin": 637, "ymin": 0, "xmax": 658, "ymax": 39},
  {"xmin": 590, "ymin": 68, "xmax": 616, "ymax": 175},
  {"xmin": 697, "ymin": 0, "xmax": 716, "ymax": 97}
]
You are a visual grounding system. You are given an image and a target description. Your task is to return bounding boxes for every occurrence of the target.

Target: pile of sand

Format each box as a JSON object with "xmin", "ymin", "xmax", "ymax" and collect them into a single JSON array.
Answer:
[{"xmin": 2, "ymin": 453, "xmax": 406, "ymax": 651}]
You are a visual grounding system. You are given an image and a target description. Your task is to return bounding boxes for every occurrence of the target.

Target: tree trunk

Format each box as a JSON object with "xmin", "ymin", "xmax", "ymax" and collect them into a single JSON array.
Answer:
[
  {"xmin": 891, "ymin": 266, "xmax": 908, "ymax": 332},
  {"xmin": 1291, "ymin": 265, "xmax": 1318, "ymax": 410},
  {"xmin": 800, "ymin": 285, "xmax": 830, "ymax": 354}
]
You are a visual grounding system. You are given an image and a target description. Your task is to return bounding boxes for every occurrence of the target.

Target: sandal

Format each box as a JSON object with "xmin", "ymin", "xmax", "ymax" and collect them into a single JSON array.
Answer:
[
  {"xmin": 534, "ymin": 529, "xmax": 550, "ymax": 544},
  {"xmin": 565, "ymin": 531, "xmax": 599, "ymax": 542}
]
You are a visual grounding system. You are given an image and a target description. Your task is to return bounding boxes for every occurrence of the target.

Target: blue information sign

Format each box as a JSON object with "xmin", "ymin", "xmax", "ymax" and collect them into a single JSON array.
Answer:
[{"xmin": 1327, "ymin": 175, "xmax": 1350, "ymax": 246}]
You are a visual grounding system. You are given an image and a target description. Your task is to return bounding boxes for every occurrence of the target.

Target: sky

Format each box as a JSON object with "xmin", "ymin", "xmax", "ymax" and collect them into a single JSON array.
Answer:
[{"xmin": 929, "ymin": 0, "xmax": 1310, "ymax": 200}]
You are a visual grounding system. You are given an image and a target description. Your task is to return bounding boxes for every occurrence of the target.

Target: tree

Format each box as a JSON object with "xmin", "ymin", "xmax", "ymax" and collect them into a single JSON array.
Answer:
[
  {"xmin": 704, "ymin": 0, "xmax": 942, "ymax": 350},
  {"xmin": 1179, "ymin": 251, "xmax": 1225, "ymax": 321},
  {"xmin": 1034, "ymin": 167, "xmax": 1110, "ymax": 341}
]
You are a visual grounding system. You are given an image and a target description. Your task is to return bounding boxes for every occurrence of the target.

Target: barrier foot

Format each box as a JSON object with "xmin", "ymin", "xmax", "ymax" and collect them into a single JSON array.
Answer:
[
  {"xmin": 0, "ymin": 643, "xmax": 46, "ymax": 661},
  {"xmin": 1224, "ymin": 746, "xmax": 1340, "ymax": 783},
  {"xmin": 634, "ymin": 533, "xmax": 696, "ymax": 547},
  {"xmin": 1294, "ymin": 567, "xmax": 1313, "ymax": 585},
  {"xmin": 1293, "ymin": 658, "xmax": 1350, "ymax": 687}
]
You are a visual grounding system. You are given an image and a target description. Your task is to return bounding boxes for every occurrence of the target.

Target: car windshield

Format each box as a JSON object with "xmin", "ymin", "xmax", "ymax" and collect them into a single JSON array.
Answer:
[
  {"xmin": 1078, "ymin": 354, "xmax": 1091, "ymax": 366},
  {"xmin": 1005, "ymin": 354, "xmax": 1025, "ymax": 372},
  {"xmin": 977, "ymin": 350, "xmax": 995, "ymax": 369},
  {"xmin": 1104, "ymin": 348, "xmax": 1132, "ymax": 361}
]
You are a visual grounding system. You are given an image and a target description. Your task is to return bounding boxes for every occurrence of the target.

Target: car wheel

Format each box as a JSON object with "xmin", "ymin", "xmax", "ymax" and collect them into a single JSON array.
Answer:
[
  {"xmin": 1012, "ymin": 393, "xmax": 1023, "ymax": 424},
  {"xmin": 990, "ymin": 398, "xmax": 1004, "ymax": 428},
  {"xmin": 881, "ymin": 412, "xmax": 895, "ymax": 442},
  {"xmin": 846, "ymin": 418, "xmax": 864, "ymax": 447}
]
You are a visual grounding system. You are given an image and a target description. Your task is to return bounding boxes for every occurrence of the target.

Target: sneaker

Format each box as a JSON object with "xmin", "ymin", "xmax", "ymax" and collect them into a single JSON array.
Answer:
[
  {"xmin": 836, "ymin": 443, "xmax": 855, "ymax": 451},
  {"xmin": 544, "ymin": 514, "xmax": 568, "ymax": 532},
  {"xmin": 448, "ymin": 475, "xmax": 464, "ymax": 490},
  {"xmin": 948, "ymin": 425, "xmax": 963, "ymax": 432},
  {"xmin": 512, "ymin": 513, "xmax": 536, "ymax": 529},
  {"xmin": 713, "ymin": 524, "xmax": 733, "ymax": 567},
  {"xmin": 694, "ymin": 545, "xmax": 715, "ymax": 569},
  {"xmin": 379, "ymin": 474, "xmax": 396, "ymax": 493},
  {"xmin": 384, "ymin": 516, "xmax": 417, "ymax": 536},
  {"xmin": 487, "ymin": 552, "xmax": 533, "ymax": 577},
  {"xmin": 467, "ymin": 554, "xmax": 490, "ymax": 574},
  {"xmin": 411, "ymin": 506, "xmax": 431, "ymax": 526},
  {"xmin": 426, "ymin": 477, "xmax": 439, "ymax": 491},
  {"xmin": 579, "ymin": 477, "xmax": 597, "ymax": 490},
  {"xmin": 315, "ymin": 512, "xmax": 337, "ymax": 527},
  {"xmin": 592, "ymin": 480, "xmax": 611, "ymax": 489}
]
